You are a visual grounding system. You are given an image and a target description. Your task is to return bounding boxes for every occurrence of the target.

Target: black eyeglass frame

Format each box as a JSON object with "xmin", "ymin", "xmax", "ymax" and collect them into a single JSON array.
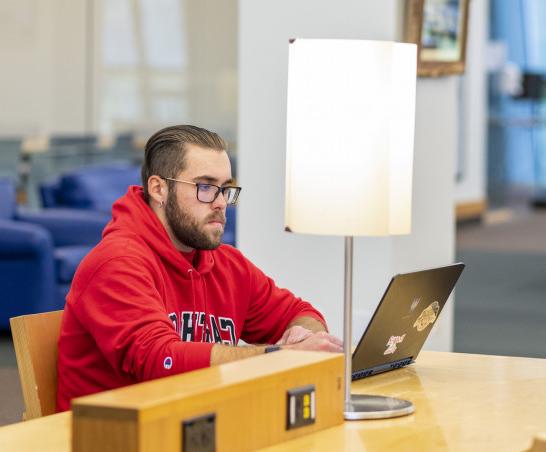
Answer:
[{"xmin": 162, "ymin": 177, "xmax": 242, "ymax": 205}]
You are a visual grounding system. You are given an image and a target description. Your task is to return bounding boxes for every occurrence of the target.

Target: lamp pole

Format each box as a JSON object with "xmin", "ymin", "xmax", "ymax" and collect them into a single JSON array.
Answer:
[{"xmin": 343, "ymin": 236, "xmax": 354, "ymax": 412}]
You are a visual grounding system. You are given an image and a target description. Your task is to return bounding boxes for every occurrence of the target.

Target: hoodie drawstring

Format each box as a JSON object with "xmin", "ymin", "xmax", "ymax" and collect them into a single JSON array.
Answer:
[
  {"xmin": 187, "ymin": 268, "xmax": 210, "ymax": 343},
  {"xmin": 187, "ymin": 269, "xmax": 199, "ymax": 340},
  {"xmin": 202, "ymin": 276, "xmax": 210, "ymax": 342}
]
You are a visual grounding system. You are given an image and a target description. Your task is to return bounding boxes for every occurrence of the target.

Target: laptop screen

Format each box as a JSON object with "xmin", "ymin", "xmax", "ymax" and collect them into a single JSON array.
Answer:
[{"xmin": 352, "ymin": 263, "xmax": 465, "ymax": 378}]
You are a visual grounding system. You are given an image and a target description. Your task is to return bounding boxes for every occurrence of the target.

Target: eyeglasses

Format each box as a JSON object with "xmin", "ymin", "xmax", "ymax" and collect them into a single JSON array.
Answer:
[{"xmin": 162, "ymin": 177, "xmax": 242, "ymax": 205}]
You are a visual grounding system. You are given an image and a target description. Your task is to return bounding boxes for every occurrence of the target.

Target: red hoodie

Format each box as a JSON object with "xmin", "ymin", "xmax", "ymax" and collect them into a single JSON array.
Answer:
[{"xmin": 56, "ymin": 186, "xmax": 325, "ymax": 411}]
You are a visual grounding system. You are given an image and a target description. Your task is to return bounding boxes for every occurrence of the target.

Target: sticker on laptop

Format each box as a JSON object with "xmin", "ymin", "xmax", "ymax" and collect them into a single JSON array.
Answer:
[
  {"xmin": 410, "ymin": 297, "xmax": 421, "ymax": 312},
  {"xmin": 384, "ymin": 334, "xmax": 406, "ymax": 355},
  {"xmin": 413, "ymin": 301, "xmax": 440, "ymax": 331}
]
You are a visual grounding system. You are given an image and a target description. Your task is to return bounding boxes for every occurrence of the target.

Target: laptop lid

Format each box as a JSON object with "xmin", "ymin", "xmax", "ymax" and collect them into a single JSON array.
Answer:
[{"xmin": 352, "ymin": 263, "xmax": 465, "ymax": 379}]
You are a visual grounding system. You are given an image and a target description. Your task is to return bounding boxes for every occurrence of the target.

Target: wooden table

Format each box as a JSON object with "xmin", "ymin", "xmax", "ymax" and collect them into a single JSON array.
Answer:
[
  {"xmin": 1, "ymin": 351, "xmax": 545, "ymax": 451},
  {"xmin": 264, "ymin": 351, "xmax": 546, "ymax": 451}
]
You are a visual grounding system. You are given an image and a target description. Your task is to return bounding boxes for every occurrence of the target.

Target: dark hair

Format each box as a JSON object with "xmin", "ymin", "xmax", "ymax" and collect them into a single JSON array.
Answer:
[{"xmin": 141, "ymin": 124, "xmax": 228, "ymax": 203}]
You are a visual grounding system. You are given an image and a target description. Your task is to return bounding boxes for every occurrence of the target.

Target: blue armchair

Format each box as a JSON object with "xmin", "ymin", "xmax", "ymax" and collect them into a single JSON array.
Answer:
[
  {"xmin": 0, "ymin": 179, "xmax": 109, "ymax": 329},
  {"xmin": 40, "ymin": 163, "xmax": 237, "ymax": 246},
  {"xmin": 40, "ymin": 162, "xmax": 141, "ymax": 213}
]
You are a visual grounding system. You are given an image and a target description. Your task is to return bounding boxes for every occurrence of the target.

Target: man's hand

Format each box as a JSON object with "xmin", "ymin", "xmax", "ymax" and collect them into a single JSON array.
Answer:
[
  {"xmin": 283, "ymin": 331, "xmax": 343, "ymax": 353},
  {"xmin": 276, "ymin": 316, "xmax": 342, "ymax": 351},
  {"xmin": 276, "ymin": 325, "xmax": 313, "ymax": 345}
]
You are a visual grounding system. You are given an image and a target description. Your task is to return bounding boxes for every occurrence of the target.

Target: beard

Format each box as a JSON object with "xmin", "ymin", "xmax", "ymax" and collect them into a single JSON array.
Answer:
[{"xmin": 165, "ymin": 192, "xmax": 225, "ymax": 250}]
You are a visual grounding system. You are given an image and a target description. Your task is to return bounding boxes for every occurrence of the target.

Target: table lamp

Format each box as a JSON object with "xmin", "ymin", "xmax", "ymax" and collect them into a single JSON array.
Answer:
[{"xmin": 285, "ymin": 39, "xmax": 417, "ymax": 420}]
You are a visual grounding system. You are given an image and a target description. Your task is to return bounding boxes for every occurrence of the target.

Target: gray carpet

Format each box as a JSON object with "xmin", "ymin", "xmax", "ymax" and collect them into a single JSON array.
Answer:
[
  {"xmin": 0, "ymin": 334, "xmax": 16, "ymax": 367},
  {"xmin": 0, "ymin": 334, "xmax": 24, "ymax": 425},
  {"xmin": 0, "ymin": 367, "xmax": 23, "ymax": 425},
  {"xmin": 457, "ymin": 209, "xmax": 546, "ymax": 254},
  {"xmin": 454, "ymin": 249, "xmax": 546, "ymax": 358}
]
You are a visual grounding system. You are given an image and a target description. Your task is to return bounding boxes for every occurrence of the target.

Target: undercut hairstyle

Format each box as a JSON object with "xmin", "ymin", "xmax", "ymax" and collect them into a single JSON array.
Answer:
[{"xmin": 141, "ymin": 124, "xmax": 228, "ymax": 203}]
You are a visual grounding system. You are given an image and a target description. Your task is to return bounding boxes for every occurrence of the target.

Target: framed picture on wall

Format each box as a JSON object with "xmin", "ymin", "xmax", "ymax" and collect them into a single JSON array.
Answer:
[{"xmin": 405, "ymin": 0, "xmax": 470, "ymax": 77}]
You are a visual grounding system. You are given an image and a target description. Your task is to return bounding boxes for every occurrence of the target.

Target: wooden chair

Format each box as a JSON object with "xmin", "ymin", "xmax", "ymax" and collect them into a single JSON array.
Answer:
[
  {"xmin": 529, "ymin": 433, "xmax": 546, "ymax": 451},
  {"xmin": 10, "ymin": 310, "xmax": 64, "ymax": 420}
]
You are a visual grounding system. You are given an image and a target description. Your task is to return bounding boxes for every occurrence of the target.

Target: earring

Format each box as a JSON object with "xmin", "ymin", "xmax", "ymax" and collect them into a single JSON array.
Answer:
[{"xmin": 158, "ymin": 201, "xmax": 164, "ymax": 208}]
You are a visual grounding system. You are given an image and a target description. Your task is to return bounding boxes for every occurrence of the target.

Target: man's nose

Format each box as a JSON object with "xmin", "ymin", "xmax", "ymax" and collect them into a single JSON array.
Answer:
[{"xmin": 212, "ymin": 190, "xmax": 228, "ymax": 209}]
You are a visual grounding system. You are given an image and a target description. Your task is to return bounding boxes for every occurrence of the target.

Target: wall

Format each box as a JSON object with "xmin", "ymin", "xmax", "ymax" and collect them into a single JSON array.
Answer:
[
  {"xmin": 0, "ymin": 0, "xmax": 238, "ymax": 140},
  {"xmin": 455, "ymin": 0, "xmax": 488, "ymax": 205},
  {"xmin": 185, "ymin": 0, "xmax": 238, "ymax": 144},
  {"xmin": 91, "ymin": 0, "xmax": 238, "ymax": 140},
  {"xmin": 238, "ymin": 0, "xmax": 458, "ymax": 350},
  {"xmin": 0, "ymin": 0, "xmax": 88, "ymax": 136}
]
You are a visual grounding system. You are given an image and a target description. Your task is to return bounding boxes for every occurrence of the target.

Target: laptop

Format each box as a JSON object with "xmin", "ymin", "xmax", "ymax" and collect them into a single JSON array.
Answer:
[{"xmin": 352, "ymin": 263, "xmax": 465, "ymax": 380}]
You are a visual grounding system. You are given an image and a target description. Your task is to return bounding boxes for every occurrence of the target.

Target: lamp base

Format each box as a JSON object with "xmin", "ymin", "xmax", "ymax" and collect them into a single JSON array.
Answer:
[{"xmin": 344, "ymin": 394, "xmax": 414, "ymax": 420}]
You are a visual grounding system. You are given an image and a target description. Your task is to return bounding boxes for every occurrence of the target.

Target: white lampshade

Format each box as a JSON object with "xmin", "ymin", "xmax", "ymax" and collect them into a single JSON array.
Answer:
[{"xmin": 285, "ymin": 39, "xmax": 417, "ymax": 236}]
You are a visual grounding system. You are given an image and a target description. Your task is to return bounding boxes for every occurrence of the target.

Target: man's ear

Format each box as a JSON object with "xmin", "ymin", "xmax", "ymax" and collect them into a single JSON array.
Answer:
[{"xmin": 148, "ymin": 175, "xmax": 166, "ymax": 207}]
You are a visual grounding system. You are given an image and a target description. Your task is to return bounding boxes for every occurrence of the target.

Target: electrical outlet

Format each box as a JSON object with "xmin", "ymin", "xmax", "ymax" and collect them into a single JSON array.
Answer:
[
  {"xmin": 182, "ymin": 412, "xmax": 216, "ymax": 452},
  {"xmin": 286, "ymin": 384, "xmax": 316, "ymax": 430}
]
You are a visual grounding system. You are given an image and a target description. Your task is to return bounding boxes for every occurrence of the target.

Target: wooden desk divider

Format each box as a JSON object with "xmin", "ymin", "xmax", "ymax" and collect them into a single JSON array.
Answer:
[{"xmin": 72, "ymin": 350, "xmax": 344, "ymax": 452}]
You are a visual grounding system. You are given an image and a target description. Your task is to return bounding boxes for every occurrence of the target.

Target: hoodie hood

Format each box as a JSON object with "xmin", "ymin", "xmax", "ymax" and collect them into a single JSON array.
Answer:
[{"xmin": 103, "ymin": 186, "xmax": 215, "ymax": 277}]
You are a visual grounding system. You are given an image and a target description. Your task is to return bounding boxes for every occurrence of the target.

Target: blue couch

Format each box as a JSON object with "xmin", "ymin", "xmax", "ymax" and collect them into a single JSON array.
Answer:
[
  {"xmin": 40, "ymin": 163, "xmax": 141, "ymax": 213},
  {"xmin": 40, "ymin": 163, "xmax": 237, "ymax": 246},
  {"xmin": 0, "ymin": 179, "xmax": 109, "ymax": 329}
]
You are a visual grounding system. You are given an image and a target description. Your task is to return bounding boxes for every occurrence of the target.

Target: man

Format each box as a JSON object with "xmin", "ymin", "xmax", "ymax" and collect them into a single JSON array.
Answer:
[{"xmin": 56, "ymin": 125, "xmax": 342, "ymax": 411}]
